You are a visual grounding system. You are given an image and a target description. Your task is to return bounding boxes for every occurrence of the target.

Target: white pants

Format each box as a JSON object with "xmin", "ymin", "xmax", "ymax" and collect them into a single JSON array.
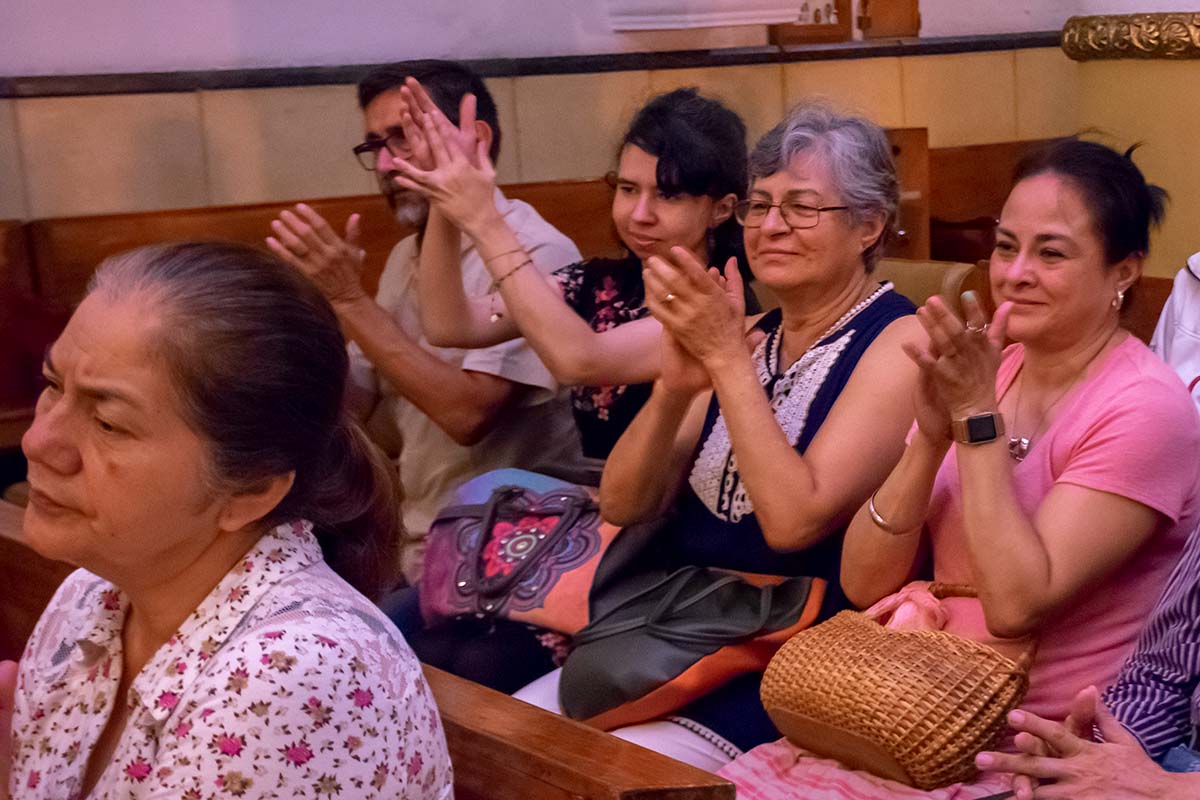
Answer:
[{"xmin": 513, "ymin": 668, "xmax": 737, "ymax": 773}]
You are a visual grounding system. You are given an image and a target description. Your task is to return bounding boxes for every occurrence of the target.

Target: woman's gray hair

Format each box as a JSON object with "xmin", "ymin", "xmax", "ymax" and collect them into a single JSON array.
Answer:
[{"xmin": 749, "ymin": 101, "xmax": 898, "ymax": 271}]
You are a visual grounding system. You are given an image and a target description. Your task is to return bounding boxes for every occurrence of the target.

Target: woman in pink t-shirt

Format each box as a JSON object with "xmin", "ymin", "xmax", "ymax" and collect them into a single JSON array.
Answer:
[{"xmin": 721, "ymin": 140, "xmax": 1200, "ymax": 799}]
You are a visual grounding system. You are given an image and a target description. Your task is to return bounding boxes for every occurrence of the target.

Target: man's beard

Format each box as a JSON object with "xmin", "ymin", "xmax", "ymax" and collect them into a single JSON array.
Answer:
[{"xmin": 380, "ymin": 172, "xmax": 429, "ymax": 228}]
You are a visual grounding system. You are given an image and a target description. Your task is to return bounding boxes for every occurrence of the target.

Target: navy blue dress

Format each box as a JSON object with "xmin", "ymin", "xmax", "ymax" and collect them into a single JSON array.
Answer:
[{"xmin": 646, "ymin": 283, "xmax": 915, "ymax": 756}]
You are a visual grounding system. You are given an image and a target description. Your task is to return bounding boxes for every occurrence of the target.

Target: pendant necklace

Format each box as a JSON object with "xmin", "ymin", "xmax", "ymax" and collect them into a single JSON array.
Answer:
[{"xmin": 1007, "ymin": 331, "xmax": 1116, "ymax": 462}]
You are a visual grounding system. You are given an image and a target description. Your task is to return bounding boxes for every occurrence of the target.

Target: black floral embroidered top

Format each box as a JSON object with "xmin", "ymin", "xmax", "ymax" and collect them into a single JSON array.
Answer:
[{"xmin": 554, "ymin": 256, "xmax": 653, "ymax": 459}]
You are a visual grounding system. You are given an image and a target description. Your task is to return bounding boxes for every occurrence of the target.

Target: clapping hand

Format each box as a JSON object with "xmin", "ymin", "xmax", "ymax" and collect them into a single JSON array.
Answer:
[
  {"xmin": 644, "ymin": 248, "xmax": 747, "ymax": 371},
  {"xmin": 388, "ymin": 79, "xmax": 500, "ymax": 236},
  {"xmin": 266, "ymin": 203, "xmax": 367, "ymax": 308},
  {"xmin": 902, "ymin": 292, "xmax": 1012, "ymax": 420}
]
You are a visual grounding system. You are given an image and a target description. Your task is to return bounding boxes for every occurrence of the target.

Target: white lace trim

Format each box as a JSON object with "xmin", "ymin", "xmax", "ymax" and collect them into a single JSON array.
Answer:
[{"xmin": 688, "ymin": 283, "xmax": 894, "ymax": 522}]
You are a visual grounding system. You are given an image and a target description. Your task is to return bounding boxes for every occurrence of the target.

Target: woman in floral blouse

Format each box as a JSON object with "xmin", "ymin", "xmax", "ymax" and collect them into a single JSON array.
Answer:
[{"xmin": 2, "ymin": 243, "xmax": 452, "ymax": 799}]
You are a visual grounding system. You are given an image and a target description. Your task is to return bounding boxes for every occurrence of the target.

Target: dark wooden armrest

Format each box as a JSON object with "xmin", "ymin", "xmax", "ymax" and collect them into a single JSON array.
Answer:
[
  {"xmin": 0, "ymin": 499, "xmax": 76, "ymax": 661},
  {"xmin": 0, "ymin": 407, "xmax": 34, "ymax": 451},
  {"xmin": 422, "ymin": 664, "xmax": 735, "ymax": 800}
]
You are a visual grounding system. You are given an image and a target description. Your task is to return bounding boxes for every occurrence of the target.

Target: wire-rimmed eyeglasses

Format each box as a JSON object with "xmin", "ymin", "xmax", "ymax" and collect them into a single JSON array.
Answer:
[{"xmin": 734, "ymin": 198, "xmax": 849, "ymax": 229}]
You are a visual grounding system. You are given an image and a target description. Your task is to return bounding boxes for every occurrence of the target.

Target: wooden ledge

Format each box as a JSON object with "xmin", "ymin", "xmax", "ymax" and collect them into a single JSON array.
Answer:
[
  {"xmin": 423, "ymin": 664, "xmax": 735, "ymax": 800},
  {"xmin": 0, "ymin": 407, "xmax": 34, "ymax": 451}
]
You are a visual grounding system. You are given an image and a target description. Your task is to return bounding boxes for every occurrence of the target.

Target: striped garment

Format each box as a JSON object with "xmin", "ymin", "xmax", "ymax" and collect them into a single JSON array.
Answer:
[{"xmin": 1105, "ymin": 524, "xmax": 1200, "ymax": 759}]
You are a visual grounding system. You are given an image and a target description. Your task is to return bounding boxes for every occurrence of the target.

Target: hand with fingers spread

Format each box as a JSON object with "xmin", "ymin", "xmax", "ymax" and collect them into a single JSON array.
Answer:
[
  {"xmin": 904, "ymin": 292, "xmax": 1013, "ymax": 419},
  {"xmin": 389, "ymin": 86, "xmax": 500, "ymax": 236},
  {"xmin": 644, "ymin": 247, "xmax": 746, "ymax": 370},
  {"xmin": 1, "ymin": 659, "xmax": 16, "ymax": 800},
  {"xmin": 400, "ymin": 78, "xmax": 483, "ymax": 170},
  {"xmin": 266, "ymin": 203, "xmax": 367, "ymax": 308},
  {"xmin": 902, "ymin": 335, "xmax": 953, "ymax": 445},
  {"xmin": 976, "ymin": 687, "xmax": 1196, "ymax": 800}
]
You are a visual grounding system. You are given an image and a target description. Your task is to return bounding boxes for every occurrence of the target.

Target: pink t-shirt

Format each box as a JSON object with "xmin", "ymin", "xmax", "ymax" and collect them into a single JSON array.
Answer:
[{"xmin": 927, "ymin": 335, "xmax": 1200, "ymax": 723}]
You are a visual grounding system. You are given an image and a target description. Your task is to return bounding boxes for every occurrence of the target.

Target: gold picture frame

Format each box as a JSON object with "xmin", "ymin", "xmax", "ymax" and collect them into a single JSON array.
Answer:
[{"xmin": 1062, "ymin": 13, "xmax": 1200, "ymax": 60}]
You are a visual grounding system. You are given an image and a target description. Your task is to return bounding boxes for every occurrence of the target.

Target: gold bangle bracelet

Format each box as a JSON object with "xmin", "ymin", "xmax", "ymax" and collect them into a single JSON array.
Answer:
[{"xmin": 868, "ymin": 490, "xmax": 917, "ymax": 536}]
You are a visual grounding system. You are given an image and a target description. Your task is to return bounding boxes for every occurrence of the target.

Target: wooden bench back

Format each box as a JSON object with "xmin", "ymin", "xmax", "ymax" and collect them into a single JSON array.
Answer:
[
  {"xmin": 22, "ymin": 178, "xmax": 622, "ymax": 311},
  {"xmin": 0, "ymin": 219, "xmax": 34, "ymax": 295},
  {"xmin": 15, "ymin": 130, "xmax": 932, "ymax": 311},
  {"xmin": 425, "ymin": 665, "xmax": 734, "ymax": 799}
]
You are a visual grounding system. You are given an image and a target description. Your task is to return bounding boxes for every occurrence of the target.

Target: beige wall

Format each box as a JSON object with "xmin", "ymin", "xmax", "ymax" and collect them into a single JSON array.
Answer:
[
  {"xmin": 1076, "ymin": 59, "xmax": 1200, "ymax": 279},
  {"xmin": 1, "ymin": 47, "xmax": 1084, "ymax": 217}
]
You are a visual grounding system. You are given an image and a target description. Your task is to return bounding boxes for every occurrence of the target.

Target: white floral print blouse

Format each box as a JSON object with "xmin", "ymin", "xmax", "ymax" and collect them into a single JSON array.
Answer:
[{"xmin": 9, "ymin": 520, "xmax": 453, "ymax": 800}]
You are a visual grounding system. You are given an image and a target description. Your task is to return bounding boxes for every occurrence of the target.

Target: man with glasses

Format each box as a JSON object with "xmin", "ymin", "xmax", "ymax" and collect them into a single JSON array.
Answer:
[{"xmin": 267, "ymin": 60, "xmax": 583, "ymax": 585}]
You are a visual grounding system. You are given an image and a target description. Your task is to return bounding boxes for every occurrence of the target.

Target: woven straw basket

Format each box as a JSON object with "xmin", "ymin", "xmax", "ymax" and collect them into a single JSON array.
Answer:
[{"xmin": 760, "ymin": 584, "xmax": 1031, "ymax": 790}]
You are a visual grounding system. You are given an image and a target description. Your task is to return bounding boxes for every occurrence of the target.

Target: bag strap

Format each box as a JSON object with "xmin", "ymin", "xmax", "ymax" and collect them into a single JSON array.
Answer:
[
  {"xmin": 927, "ymin": 582, "xmax": 1039, "ymax": 665},
  {"xmin": 575, "ymin": 568, "xmax": 797, "ymax": 647},
  {"xmin": 647, "ymin": 581, "xmax": 777, "ymax": 646},
  {"xmin": 430, "ymin": 502, "xmax": 491, "ymax": 525},
  {"xmin": 574, "ymin": 568, "xmax": 704, "ymax": 644}
]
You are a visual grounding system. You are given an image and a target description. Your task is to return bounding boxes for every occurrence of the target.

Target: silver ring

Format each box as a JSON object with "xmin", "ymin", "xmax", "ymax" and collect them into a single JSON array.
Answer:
[
  {"xmin": 663, "ymin": 293, "xmax": 676, "ymax": 303},
  {"xmin": 965, "ymin": 322, "xmax": 989, "ymax": 335}
]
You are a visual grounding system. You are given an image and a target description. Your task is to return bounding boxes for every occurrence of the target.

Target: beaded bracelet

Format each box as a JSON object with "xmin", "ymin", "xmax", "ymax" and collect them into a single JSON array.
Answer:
[
  {"xmin": 487, "ymin": 257, "xmax": 533, "ymax": 321},
  {"xmin": 483, "ymin": 246, "xmax": 526, "ymax": 265}
]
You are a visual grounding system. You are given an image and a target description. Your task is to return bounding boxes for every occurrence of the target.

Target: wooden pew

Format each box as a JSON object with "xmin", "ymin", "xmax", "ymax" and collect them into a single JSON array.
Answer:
[
  {"xmin": 425, "ymin": 665, "xmax": 734, "ymax": 800},
  {"xmin": 0, "ymin": 499, "xmax": 74, "ymax": 661},
  {"xmin": 22, "ymin": 179, "xmax": 622, "ymax": 312},
  {"xmin": 1126, "ymin": 274, "xmax": 1175, "ymax": 345},
  {"xmin": 0, "ymin": 501, "xmax": 732, "ymax": 798},
  {"xmin": 17, "ymin": 130, "xmax": 931, "ymax": 313},
  {"xmin": 0, "ymin": 220, "xmax": 35, "ymax": 295}
]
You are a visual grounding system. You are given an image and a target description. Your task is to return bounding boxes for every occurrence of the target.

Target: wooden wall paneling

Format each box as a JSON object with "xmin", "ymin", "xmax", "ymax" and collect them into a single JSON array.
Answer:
[
  {"xmin": 884, "ymin": 128, "xmax": 930, "ymax": 260},
  {"xmin": 927, "ymin": 139, "xmax": 1057, "ymax": 263},
  {"xmin": 857, "ymin": 0, "xmax": 921, "ymax": 39},
  {"xmin": 928, "ymin": 140, "xmax": 1057, "ymax": 222}
]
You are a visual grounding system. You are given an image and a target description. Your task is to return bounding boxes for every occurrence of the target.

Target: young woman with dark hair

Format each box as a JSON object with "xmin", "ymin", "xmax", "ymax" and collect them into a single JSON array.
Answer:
[
  {"xmin": 368, "ymin": 85, "xmax": 753, "ymax": 697},
  {"xmin": 398, "ymin": 83, "xmax": 751, "ymax": 459},
  {"xmin": 3, "ymin": 243, "xmax": 451, "ymax": 799}
]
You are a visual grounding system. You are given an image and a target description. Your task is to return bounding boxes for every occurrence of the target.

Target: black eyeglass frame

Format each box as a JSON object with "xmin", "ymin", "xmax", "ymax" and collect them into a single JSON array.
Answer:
[
  {"xmin": 734, "ymin": 199, "xmax": 850, "ymax": 230},
  {"xmin": 352, "ymin": 134, "xmax": 410, "ymax": 171}
]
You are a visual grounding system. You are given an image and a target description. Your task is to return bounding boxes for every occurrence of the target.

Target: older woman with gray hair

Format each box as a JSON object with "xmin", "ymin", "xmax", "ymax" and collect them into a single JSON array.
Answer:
[
  {"xmin": 3, "ymin": 243, "xmax": 452, "ymax": 799},
  {"xmin": 513, "ymin": 101, "xmax": 925, "ymax": 771}
]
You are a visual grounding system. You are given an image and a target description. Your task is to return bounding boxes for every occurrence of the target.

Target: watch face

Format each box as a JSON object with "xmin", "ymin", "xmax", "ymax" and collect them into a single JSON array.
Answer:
[{"xmin": 966, "ymin": 414, "xmax": 998, "ymax": 442}]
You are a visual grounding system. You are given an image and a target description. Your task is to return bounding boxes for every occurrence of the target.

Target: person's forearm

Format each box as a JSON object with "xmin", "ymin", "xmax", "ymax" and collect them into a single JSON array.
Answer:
[
  {"xmin": 842, "ymin": 431, "xmax": 949, "ymax": 607},
  {"xmin": 955, "ymin": 437, "xmax": 1055, "ymax": 637},
  {"xmin": 599, "ymin": 382, "xmax": 702, "ymax": 525},
  {"xmin": 1167, "ymin": 772, "xmax": 1200, "ymax": 797},
  {"xmin": 469, "ymin": 217, "xmax": 657, "ymax": 387},
  {"xmin": 334, "ymin": 295, "xmax": 509, "ymax": 445},
  {"xmin": 705, "ymin": 351, "xmax": 829, "ymax": 548},
  {"xmin": 418, "ymin": 208, "xmax": 520, "ymax": 348}
]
